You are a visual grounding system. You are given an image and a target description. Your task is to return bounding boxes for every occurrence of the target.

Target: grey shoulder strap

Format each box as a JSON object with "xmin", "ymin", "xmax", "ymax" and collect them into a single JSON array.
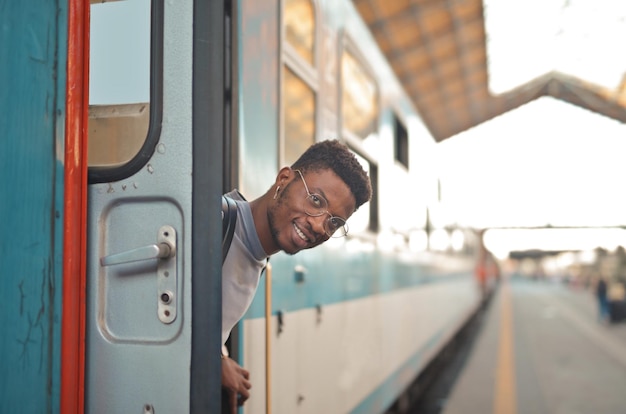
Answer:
[{"xmin": 221, "ymin": 196, "xmax": 238, "ymax": 264}]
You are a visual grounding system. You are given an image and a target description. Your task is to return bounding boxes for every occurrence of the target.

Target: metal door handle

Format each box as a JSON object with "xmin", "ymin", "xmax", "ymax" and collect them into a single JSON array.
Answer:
[
  {"xmin": 100, "ymin": 242, "xmax": 174, "ymax": 266},
  {"xmin": 99, "ymin": 225, "xmax": 178, "ymax": 324}
]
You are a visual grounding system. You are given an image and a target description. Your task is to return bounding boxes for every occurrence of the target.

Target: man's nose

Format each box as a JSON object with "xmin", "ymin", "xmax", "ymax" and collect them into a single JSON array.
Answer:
[{"xmin": 308, "ymin": 214, "xmax": 328, "ymax": 237}]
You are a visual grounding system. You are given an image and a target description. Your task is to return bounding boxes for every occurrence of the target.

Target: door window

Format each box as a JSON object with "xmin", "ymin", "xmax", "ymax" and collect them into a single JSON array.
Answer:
[{"xmin": 88, "ymin": 0, "xmax": 160, "ymax": 181}]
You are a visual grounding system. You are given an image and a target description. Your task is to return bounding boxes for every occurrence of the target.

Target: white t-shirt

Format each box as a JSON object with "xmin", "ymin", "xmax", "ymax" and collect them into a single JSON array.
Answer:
[{"xmin": 221, "ymin": 190, "xmax": 268, "ymax": 346}]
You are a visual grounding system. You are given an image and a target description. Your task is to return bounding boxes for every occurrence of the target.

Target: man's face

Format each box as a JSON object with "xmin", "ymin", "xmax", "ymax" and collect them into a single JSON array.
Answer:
[{"xmin": 268, "ymin": 169, "xmax": 356, "ymax": 255}]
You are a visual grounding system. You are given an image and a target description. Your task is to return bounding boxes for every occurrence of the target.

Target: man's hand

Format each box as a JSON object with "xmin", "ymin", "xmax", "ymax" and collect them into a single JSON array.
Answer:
[{"xmin": 221, "ymin": 356, "xmax": 252, "ymax": 413}]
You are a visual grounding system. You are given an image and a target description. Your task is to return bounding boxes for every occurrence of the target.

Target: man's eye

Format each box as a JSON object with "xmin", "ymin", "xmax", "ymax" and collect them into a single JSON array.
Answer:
[
  {"xmin": 328, "ymin": 217, "xmax": 340, "ymax": 230},
  {"xmin": 310, "ymin": 195, "xmax": 323, "ymax": 208}
]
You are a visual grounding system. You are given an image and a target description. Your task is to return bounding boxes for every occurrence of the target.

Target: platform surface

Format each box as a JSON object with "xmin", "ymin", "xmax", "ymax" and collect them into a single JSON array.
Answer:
[{"xmin": 443, "ymin": 276, "xmax": 626, "ymax": 414}]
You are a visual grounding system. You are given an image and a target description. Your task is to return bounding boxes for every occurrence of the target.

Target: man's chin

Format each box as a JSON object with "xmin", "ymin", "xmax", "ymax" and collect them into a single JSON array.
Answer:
[
  {"xmin": 283, "ymin": 241, "xmax": 306, "ymax": 255},
  {"xmin": 271, "ymin": 233, "xmax": 302, "ymax": 256}
]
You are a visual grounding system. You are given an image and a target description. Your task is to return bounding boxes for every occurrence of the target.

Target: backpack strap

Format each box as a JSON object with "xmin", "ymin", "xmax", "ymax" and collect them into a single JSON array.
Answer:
[{"xmin": 221, "ymin": 196, "xmax": 238, "ymax": 264}]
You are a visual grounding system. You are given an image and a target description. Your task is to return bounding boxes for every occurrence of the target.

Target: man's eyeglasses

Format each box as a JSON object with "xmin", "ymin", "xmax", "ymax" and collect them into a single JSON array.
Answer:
[{"xmin": 294, "ymin": 169, "xmax": 349, "ymax": 238}]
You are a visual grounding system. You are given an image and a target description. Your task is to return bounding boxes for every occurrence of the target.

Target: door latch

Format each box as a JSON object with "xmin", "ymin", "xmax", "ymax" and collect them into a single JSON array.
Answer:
[{"xmin": 100, "ymin": 225, "xmax": 178, "ymax": 324}]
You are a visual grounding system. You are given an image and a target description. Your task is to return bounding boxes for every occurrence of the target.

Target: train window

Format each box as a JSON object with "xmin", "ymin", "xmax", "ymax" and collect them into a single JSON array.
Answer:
[
  {"xmin": 394, "ymin": 114, "xmax": 409, "ymax": 169},
  {"xmin": 88, "ymin": 0, "xmax": 162, "ymax": 183},
  {"xmin": 341, "ymin": 49, "xmax": 378, "ymax": 139},
  {"xmin": 283, "ymin": 67, "xmax": 316, "ymax": 165},
  {"xmin": 284, "ymin": 0, "xmax": 315, "ymax": 65},
  {"xmin": 281, "ymin": 0, "xmax": 318, "ymax": 166},
  {"xmin": 348, "ymin": 151, "xmax": 379, "ymax": 234}
]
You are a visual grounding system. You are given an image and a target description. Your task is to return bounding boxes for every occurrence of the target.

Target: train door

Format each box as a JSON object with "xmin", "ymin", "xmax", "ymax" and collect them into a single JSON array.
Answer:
[{"xmin": 84, "ymin": 0, "xmax": 227, "ymax": 412}]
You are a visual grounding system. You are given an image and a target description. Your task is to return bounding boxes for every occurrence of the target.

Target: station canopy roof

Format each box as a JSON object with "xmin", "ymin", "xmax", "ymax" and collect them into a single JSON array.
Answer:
[{"xmin": 353, "ymin": 0, "xmax": 626, "ymax": 142}]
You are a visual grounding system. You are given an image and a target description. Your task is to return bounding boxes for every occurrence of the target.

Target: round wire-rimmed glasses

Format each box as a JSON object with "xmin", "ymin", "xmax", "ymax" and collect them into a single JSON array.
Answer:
[{"xmin": 293, "ymin": 169, "xmax": 349, "ymax": 238}]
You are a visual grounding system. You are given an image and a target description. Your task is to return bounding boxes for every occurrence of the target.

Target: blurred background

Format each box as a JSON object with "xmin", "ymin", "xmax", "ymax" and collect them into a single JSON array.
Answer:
[{"xmin": 424, "ymin": 0, "xmax": 626, "ymax": 288}]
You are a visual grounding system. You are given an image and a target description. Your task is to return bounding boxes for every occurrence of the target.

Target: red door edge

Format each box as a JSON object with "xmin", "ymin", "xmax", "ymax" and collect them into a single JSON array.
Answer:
[{"xmin": 61, "ymin": 0, "xmax": 89, "ymax": 412}]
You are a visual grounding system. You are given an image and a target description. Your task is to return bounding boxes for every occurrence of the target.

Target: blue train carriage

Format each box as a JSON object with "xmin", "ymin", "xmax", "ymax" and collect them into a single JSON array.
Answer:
[{"xmin": 233, "ymin": 0, "xmax": 484, "ymax": 413}]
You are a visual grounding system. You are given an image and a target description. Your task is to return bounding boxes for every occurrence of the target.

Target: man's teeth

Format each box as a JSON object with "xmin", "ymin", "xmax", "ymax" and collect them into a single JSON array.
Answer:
[{"xmin": 294, "ymin": 223, "xmax": 309, "ymax": 242}]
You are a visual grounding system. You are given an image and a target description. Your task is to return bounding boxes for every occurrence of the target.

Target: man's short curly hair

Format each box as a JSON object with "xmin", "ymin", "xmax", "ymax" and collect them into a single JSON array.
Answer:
[{"xmin": 290, "ymin": 139, "xmax": 373, "ymax": 210}]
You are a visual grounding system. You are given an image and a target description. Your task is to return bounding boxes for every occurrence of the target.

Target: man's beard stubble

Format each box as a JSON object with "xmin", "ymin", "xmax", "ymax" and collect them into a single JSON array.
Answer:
[{"xmin": 267, "ymin": 180, "xmax": 298, "ymax": 256}]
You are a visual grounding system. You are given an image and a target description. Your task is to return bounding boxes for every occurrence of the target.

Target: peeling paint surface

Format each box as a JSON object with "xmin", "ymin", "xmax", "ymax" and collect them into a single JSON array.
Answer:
[{"xmin": 0, "ymin": 2, "xmax": 67, "ymax": 413}]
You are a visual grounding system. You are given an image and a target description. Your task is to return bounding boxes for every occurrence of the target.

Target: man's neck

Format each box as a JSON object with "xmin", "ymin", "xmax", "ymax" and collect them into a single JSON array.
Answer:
[{"xmin": 249, "ymin": 195, "xmax": 279, "ymax": 256}]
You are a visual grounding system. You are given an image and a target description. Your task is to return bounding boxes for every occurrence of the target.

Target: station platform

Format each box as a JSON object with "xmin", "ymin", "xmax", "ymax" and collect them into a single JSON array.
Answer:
[{"xmin": 442, "ymin": 275, "xmax": 626, "ymax": 414}]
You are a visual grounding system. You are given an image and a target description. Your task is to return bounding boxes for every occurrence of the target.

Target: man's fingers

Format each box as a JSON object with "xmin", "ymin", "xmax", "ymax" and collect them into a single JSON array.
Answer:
[
  {"xmin": 223, "ymin": 358, "xmax": 252, "ymax": 408},
  {"xmin": 242, "ymin": 378, "xmax": 252, "ymax": 390},
  {"xmin": 235, "ymin": 378, "xmax": 251, "ymax": 406},
  {"xmin": 238, "ymin": 366, "xmax": 251, "ymax": 380},
  {"xmin": 237, "ymin": 388, "xmax": 250, "ymax": 405}
]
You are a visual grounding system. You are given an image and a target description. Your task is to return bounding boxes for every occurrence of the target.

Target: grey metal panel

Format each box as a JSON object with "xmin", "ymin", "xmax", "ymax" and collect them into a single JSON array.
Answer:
[{"xmin": 85, "ymin": 1, "xmax": 196, "ymax": 412}]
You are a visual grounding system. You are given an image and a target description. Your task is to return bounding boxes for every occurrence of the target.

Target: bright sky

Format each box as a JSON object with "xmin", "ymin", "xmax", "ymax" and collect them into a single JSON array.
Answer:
[
  {"xmin": 432, "ymin": 0, "xmax": 626, "ymax": 258},
  {"xmin": 484, "ymin": 0, "xmax": 626, "ymax": 94},
  {"xmin": 90, "ymin": 0, "xmax": 150, "ymax": 105}
]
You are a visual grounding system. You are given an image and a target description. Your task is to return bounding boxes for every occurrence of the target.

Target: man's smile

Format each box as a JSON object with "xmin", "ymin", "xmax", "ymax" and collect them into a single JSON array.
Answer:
[{"xmin": 293, "ymin": 222, "xmax": 311, "ymax": 243}]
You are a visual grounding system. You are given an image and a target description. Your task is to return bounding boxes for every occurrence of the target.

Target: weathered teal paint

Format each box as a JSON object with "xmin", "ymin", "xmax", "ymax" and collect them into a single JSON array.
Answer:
[{"xmin": 0, "ymin": 1, "xmax": 67, "ymax": 413}]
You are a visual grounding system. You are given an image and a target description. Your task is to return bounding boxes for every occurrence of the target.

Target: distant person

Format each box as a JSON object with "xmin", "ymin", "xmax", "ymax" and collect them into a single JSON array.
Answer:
[
  {"xmin": 474, "ymin": 254, "xmax": 487, "ymax": 300},
  {"xmin": 595, "ymin": 275, "xmax": 610, "ymax": 323}
]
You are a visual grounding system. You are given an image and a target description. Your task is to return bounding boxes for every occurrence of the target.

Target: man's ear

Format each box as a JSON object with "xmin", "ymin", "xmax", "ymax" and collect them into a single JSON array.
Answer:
[{"xmin": 275, "ymin": 166, "xmax": 293, "ymax": 187}]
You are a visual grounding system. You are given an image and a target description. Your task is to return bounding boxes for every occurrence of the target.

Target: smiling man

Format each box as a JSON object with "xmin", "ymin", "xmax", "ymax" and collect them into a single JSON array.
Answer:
[{"xmin": 220, "ymin": 139, "xmax": 372, "ymax": 412}]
